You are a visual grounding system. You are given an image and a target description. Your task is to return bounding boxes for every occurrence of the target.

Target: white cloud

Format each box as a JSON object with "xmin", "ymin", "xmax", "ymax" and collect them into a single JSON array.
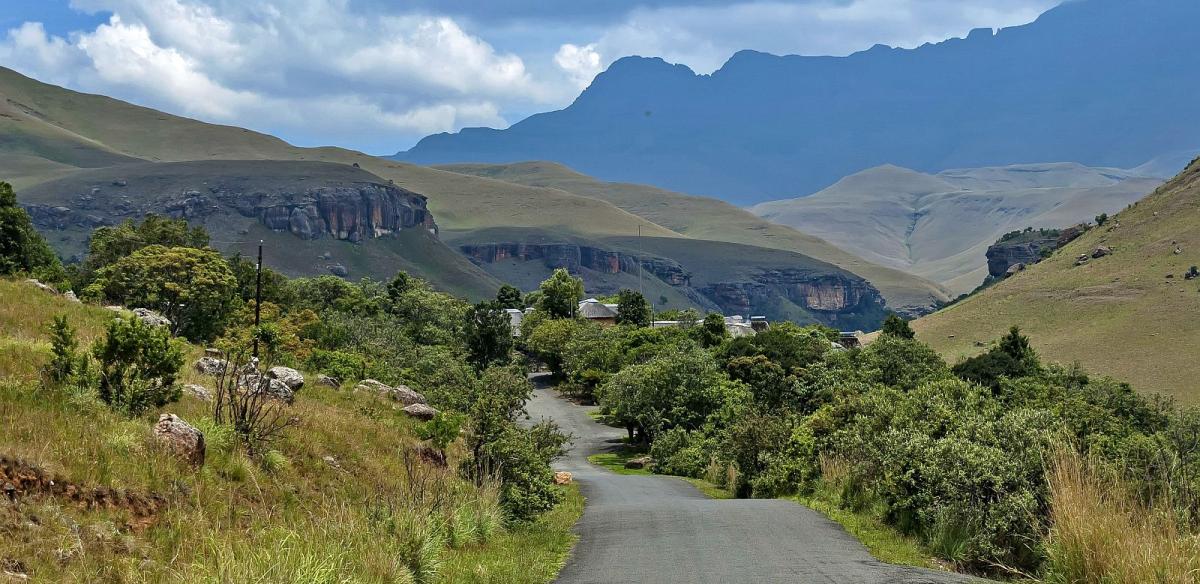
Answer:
[{"xmin": 554, "ymin": 43, "xmax": 603, "ymax": 89}]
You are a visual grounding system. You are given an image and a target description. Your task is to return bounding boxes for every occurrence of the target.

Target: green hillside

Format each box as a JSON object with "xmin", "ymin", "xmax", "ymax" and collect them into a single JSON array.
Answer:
[
  {"xmin": 434, "ymin": 161, "xmax": 950, "ymax": 316},
  {"xmin": 751, "ymin": 163, "xmax": 1163, "ymax": 295},
  {"xmin": 913, "ymin": 158, "xmax": 1200, "ymax": 404}
]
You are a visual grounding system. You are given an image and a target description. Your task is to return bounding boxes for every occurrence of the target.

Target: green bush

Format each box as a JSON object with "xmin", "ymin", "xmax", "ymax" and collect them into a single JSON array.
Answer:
[
  {"xmin": 304, "ymin": 349, "xmax": 366, "ymax": 383},
  {"xmin": 92, "ymin": 315, "xmax": 185, "ymax": 415},
  {"xmin": 0, "ymin": 181, "xmax": 65, "ymax": 286}
]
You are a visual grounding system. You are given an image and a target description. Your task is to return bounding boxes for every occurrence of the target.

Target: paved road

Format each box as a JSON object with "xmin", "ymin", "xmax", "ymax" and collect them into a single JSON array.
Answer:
[{"xmin": 525, "ymin": 375, "xmax": 990, "ymax": 584}]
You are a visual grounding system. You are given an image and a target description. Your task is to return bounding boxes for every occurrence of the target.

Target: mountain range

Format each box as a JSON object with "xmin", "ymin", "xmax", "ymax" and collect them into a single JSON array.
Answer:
[{"xmin": 396, "ymin": 0, "xmax": 1200, "ymax": 205}]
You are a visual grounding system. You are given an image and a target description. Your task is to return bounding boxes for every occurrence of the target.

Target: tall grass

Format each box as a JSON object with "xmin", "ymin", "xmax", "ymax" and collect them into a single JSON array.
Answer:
[{"xmin": 1044, "ymin": 449, "xmax": 1200, "ymax": 584}]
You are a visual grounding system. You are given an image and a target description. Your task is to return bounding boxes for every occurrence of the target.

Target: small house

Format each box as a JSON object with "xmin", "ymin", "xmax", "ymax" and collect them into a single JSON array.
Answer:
[
  {"xmin": 578, "ymin": 298, "xmax": 620, "ymax": 326},
  {"xmin": 504, "ymin": 309, "xmax": 524, "ymax": 337}
]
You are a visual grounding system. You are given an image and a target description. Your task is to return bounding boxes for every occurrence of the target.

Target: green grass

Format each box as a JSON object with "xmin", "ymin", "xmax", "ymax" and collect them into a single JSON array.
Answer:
[
  {"xmin": 914, "ymin": 160, "xmax": 1200, "ymax": 404},
  {"xmin": 789, "ymin": 487, "xmax": 938, "ymax": 570},
  {"xmin": 0, "ymin": 277, "xmax": 582, "ymax": 582},
  {"xmin": 441, "ymin": 484, "xmax": 584, "ymax": 584}
]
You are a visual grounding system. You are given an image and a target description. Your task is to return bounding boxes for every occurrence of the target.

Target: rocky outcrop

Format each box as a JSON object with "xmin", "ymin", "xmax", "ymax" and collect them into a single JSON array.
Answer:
[
  {"xmin": 986, "ymin": 235, "xmax": 1058, "ymax": 279},
  {"xmin": 700, "ymin": 273, "xmax": 882, "ymax": 318},
  {"xmin": 225, "ymin": 184, "xmax": 436, "ymax": 242},
  {"xmin": 153, "ymin": 414, "xmax": 205, "ymax": 467},
  {"xmin": 355, "ymin": 379, "xmax": 428, "ymax": 405},
  {"xmin": 22, "ymin": 204, "xmax": 110, "ymax": 230},
  {"xmin": 402, "ymin": 403, "xmax": 438, "ymax": 421},
  {"xmin": 460, "ymin": 242, "xmax": 690, "ymax": 285},
  {"xmin": 267, "ymin": 366, "xmax": 304, "ymax": 391}
]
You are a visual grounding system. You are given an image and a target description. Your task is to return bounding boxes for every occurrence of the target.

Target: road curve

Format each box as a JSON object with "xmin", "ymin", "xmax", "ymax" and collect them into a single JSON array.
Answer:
[{"xmin": 525, "ymin": 374, "xmax": 991, "ymax": 584}]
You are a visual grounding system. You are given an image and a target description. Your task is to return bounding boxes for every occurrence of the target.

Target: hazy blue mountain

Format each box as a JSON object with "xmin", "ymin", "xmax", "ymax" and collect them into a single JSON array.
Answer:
[{"xmin": 396, "ymin": 0, "xmax": 1200, "ymax": 205}]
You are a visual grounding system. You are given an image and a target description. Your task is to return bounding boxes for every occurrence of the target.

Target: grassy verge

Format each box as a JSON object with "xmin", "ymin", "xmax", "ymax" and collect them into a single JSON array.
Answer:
[
  {"xmin": 441, "ymin": 484, "xmax": 585, "ymax": 583},
  {"xmin": 587, "ymin": 449, "xmax": 732, "ymax": 500},
  {"xmin": 789, "ymin": 487, "xmax": 938, "ymax": 569}
]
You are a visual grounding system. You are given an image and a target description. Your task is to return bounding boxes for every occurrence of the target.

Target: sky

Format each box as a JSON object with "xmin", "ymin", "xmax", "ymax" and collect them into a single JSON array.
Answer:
[{"xmin": 0, "ymin": 0, "xmax": 1061, "ymax": 155}]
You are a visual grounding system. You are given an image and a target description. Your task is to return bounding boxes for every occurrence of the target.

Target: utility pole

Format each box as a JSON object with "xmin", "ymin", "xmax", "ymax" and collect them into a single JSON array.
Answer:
[
  {"xmin": 253, "ymin": 240, "xmax": 263, "ymax": 360},
  {"xmin": 633, "ymin": 224, "xmax": 643, "ymax": 297}
]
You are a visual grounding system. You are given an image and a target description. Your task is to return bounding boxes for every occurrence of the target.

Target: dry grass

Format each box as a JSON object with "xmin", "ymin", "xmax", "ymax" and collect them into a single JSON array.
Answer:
[{"xmin": 1044, "ymin": 449, "xmax": 1200, "ymax": 584}]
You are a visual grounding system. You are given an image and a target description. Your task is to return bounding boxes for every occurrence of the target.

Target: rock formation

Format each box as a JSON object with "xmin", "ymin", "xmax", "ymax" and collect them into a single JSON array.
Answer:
[{"xmin": 153, "ymin": 414, "xmax": 205, "ymax": 467}]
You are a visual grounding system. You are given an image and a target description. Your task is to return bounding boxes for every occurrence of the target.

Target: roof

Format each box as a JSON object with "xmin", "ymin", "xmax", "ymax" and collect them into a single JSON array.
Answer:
[{"xmin": 578, "ymin": 299, "xmax": 619, "ymax": 319}]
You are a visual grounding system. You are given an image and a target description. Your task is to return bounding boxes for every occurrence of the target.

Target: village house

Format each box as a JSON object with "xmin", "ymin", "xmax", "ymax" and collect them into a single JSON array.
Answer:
[{"xmin": 578, "ymin": 298, "xmax": 620, "ymax": 326}]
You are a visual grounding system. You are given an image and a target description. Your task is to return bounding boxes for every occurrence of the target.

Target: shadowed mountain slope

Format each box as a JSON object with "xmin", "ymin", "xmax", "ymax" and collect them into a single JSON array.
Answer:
[{"xmin": 399, "ymin": 0, "xmax": 1200, "ymax": 205}]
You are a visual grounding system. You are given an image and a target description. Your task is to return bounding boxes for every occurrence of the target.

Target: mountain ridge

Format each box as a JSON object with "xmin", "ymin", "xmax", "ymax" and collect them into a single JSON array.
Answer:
[{"xmin": 397, "ymin": 0, "xmax": 1200, "ymax": 205}]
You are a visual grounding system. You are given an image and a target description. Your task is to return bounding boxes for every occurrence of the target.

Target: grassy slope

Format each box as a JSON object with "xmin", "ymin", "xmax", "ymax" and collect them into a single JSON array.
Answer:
[
  {"xmin": 434, "ymin": 161, "xmax": 951, "ymax": 314},
  {"xmin": 750, "ymin": 164, "xmax": 1162, "ymax": 296},
  {"xmin": 913, "ymin": 159, "xmax": 1200, "ymax": 404},
  {"xmin": 0, "ymin": 279, "xmax": 581, "ymax": 582}
]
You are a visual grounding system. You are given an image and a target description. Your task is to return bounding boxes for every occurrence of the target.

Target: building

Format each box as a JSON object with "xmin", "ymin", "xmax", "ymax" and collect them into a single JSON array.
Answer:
[
  {"xmin": 504, "ymin": 308, "xmax": 524, "ymax": 337},
  {"xmin": 749, "ymin": 316, "xmax": 770, "ymax": 333},
  {"xmin": 578, "ymin": 298, "xmax": 620, "ymax": 326},
  {"xmin": 650, "ymin": 315, "xmax": 757, "ymax": 337}
]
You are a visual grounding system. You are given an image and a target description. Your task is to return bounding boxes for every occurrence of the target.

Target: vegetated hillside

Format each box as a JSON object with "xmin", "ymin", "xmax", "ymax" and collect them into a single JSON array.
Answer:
[
  {"xmin": 436, "ymin": 161, "xmax": 950, "ymax": 316},
  {"xmin": 751, "ymin": 163, "xmax": 1163, "ymax": 295},
  {"xmin": 447, "ymin": 226, "xmax": 889, "ymax": 330},
  {"xmin": 1, "ymin": 68, "xmax": 918, "ymax": 325},
  {"xmin": 0, "ymin": 66, "xmax": 681, "ymax": 299},
  {"xmin": 912, "ymin": 158, "xmax": 1200, "ymax": 404},
  {"xmin": 17, "ymin": 159, "xmax": 502, "ymax": 299},
  {"xmin": 0, "ymin": 279, "xmax": 582, "ymax": 582},
  {"xmin": 398, "ymin": 0, "xmax": 1200, "ymax": 204}
]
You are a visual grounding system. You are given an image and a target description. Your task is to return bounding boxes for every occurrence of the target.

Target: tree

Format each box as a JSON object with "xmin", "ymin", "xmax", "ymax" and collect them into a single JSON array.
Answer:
[
  {"xmin": 1095, "ymin": 213, "xmax": 1109, "ymax": 226},
  {"xmin": 91, "ymin": 245, "xmax": 238, "ymax": 341},
  {"xmin": 880, "ymin": 314, "xmax": 916, "ymax": 340},
  {"xmin": 695, "ymin": 313, "xmax": 728, "ymax": 347},
  {"xmin": 537, "ymin": 268, "xmax": 584, "ymax": 319},
  {"xmin": 952, "ymin": 326, "xmax": 1041, "ymax": 389},
  {"xmin": 92, "ymin": 315, "xmax": 184, "ymax": 415},
  {"xmin": 46, "ymin": 315, "xmax": 84, "ymax": 385},
  {"xmin": 226, "ymin": 253, "xmax": 290, "ymax": 305},
  {"xmin": 496, "ymin": 284, "xmax": 523, "ymax": 309},
  {"xmin": 386, "ymin": 271, "xmax": 414, "ymax": 303},
  {"xmin": 0, "ymin": 181, "xmax": 64, "ymax": 284},
  {"xmin": 615, "ymin": 289, "xmax": 651, "ymax": 327},
  {"xmin": 465, "ymin": 301, "xmax": 514, "ymax": 370},
  {"xmin": 83, "ymin": 214, "xmax": 208, "ymax": 275}
]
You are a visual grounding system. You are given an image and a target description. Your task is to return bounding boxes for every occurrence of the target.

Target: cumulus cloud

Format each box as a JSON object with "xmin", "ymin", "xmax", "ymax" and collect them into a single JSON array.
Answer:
[{"xmin": 554, "ymin": 43, "xmax": 604, "ymax": 89}]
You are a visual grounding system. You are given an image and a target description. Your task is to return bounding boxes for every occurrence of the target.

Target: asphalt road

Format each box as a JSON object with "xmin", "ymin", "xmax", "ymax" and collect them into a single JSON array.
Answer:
[{"xmin": 525, "ymin": 374, "xmax": 990, "ymax": 584}]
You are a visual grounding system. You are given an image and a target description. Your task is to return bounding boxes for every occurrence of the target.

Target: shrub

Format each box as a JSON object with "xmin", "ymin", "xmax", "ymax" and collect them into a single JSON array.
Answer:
[
  {"xmin": 92, "ymin": 315, "xmax": 184, "ymax": 415},
  {"xmin": 45, "ymin": 315, "xmax": 81, "ymax": 384},
  {"xmin": 0, "ymin": 181, "xmax": 65, "ymax": 285},
  {"xmin": 464, "ymin": 301, "xmax": 513, "ymax": 370},
  {"xmin": 305, "ymin": 349, "xmax": 366, "ymax": 383},
  {"xmin": 952, "ymin": 326, "xmax": 1040, "ymax": 389},
  {"xmin": 860, "ymin": 335, "xmax": 950, "ymax": 391},
  {"xmin": 879, "ymin": 314, "xmax": 915, "ymax": 340},
  {"xmin": 614, "ymin": 289, "xmax": 651, "ymax": 327},
  {"xmin": 93, "ymin": 244, "xmax": 238, "ymax": 342}
]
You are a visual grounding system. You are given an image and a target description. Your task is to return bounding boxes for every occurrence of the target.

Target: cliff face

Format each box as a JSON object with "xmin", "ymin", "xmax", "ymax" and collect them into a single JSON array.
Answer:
[
  {"xmin": 460, "ymin": 241, "xmax": 887, "ymax": 328},
  {"xmin": 985, "ymin": 225, "xmax": 1087, "ymax": 279},
  {"xmin": 223, "ymin": 185, "xmax": 436, "ymax": 242}
]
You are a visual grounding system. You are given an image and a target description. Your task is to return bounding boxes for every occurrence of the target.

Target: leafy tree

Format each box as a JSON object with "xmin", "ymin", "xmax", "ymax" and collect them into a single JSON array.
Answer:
[
  {"xmin": 952, "ymin": 326, "xmax": 1041, "ymax": 389},
  {"xmin": 386, "ymin": 271, "xmax": 414, "ymax": 303},
  {"xmin": 880, "ymin": 314, "xmax": 916, "ymax": 340},
  {"xmin": 83, "ymin": 215, "xmax": 208, "ymax": 275},
  {"xmin": 418, "ymin": 412, "xmax": 466, "ymax": 458},
  {"xmin": 747, "ymin": 322, "xmax": 830, "ymax": 372},
  {"xmin": 536, "ymin": 268, "xmax": 583, "ymax": 319},
  {"xmin": 91, "ymin": 245, "xmax": 238, "ymax": 341},
  {"xmin": 0, "ymin": 181, "xmax": 65, "ymax": 285},
  {"xmin": 1095, "ymin": 213, "xmax": 1108, "ymax": 226},
  {"xmin": 726, "ymin": 355, "xmax": 802, "ymax": 410},
  {"xmin": 226, "ymin": 252, "xmax": 290, "ymax": 305},
  {"xmin": 860, "ymin": 335, "xmax": 950, "ymax": 391},
  {"xmin": 465, "ymin": 300, "xmax": 514, "ymax": 370},
  {"xmin": 614, "ymin": 289, "xmax": 651, "ymax": 326},
  {"xmin": 695, "ymin": 313, "xmax": 728, "ymax": 347},
  {"xmin": 496, "ymin": 284, "xmax": 523, "ymax": 309},
  {"xmin": 524, "ymin": 317, "xmax": 587, "ymax": 379},
  {"xmin": 92, "ymin": 315, "xmax": 184, "ymax": 415},
  {"xmin": 290, "ymin": 275, "xmax": 374, "ymax": 314}
]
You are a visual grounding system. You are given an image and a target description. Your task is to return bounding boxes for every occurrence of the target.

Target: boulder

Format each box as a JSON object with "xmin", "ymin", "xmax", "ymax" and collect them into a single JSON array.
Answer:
[
  {"xmin": 1005, "ymin": 263, "xmax": 1025, "ymax": 277},
  {"xmin": 153, "ymin": 414, "xmax": 205, "ymax": 466},
  {"xmin": 554, "ymin": 471, "xmax": 574, "ymax": 485},
  {"xmin": 267, "ymin": 366, "xmax": 305, "ymax": 391},
  {"xmin": 391, "ymin": 384, "xmax": 428, "ymax": 406},
  {"xmin": 1091, "ymin": 245, "xmax": 1112, "ymax": 259},
  {"xmin": 243, "ymin": 375, "xmax": 294, "ymax": 404},
  {"xmin": 182, "ymin": 384, "xmax": 213, "ymax": 402},
  {"xmin": 355, "ymin": 379, "xmax": 392, "ymax": 394},
  {"xmin": 62, "ymin": 290, "xmax": 81, "ymax": 303},
  {"xmin": 25, "ymin": 279, "xmax": 55, "ymax": 294},
  {"xmin": 402, "ymin": 403, "xmax": 438, "ymax": 421},
  {"xmin": 317, "ymin": 374, "xmax": 341, "ymax": 388},
  {"xmin": 194, "ymin": 356, "xmax": 229, "ymax": 377},
  {"xmin": 132, "ymin": 308, "xmax": 171, "ymax": 328},
  {"xmin": 328, "ymin": 264, "xmax": 349, "ymax": 278},
  {"xmin": 624, "ymin": 456, "xmax": 653, "ymax": 470},
  {"xmin": 204, "ymin": 348, "xmax": 223, "ymax": 357},
  {"xmin": 1185, "ymin": 266, "xmax": 1199, "ymax": 281}
]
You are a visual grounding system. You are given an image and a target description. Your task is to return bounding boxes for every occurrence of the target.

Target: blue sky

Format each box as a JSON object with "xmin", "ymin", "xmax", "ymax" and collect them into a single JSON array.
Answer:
[{"xmin": 1, "ymin": 0, "xmax": 1060, "ymax": 154}]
